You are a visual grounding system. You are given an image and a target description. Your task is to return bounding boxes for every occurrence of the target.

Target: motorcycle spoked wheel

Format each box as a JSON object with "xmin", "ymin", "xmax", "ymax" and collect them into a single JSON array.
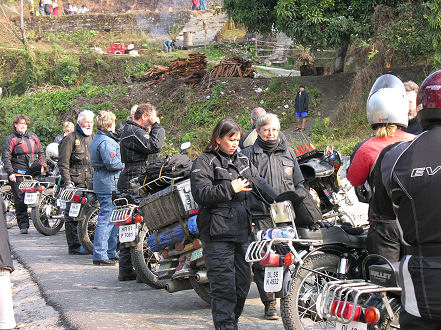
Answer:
[
  {"xmin": 77, "ymin": 202, "xmax": 99, "ymax": 254},
  {"xmin": 281, "ymin": 253, "xmax": 340, "ymax": 330},
  {"xmin": 1, "ymin": 189, "xmax": 17, "ymax": 229},
  {"xmin": 31, "ymin": 189, "xmax": 64, "ymax": 236},
  {"xmin": 189, "ymin": 276, "xmax": 211, "ymax": 305},
  {"xmin": 131, "ymin": 226, "xmax": 167, "ymax": 289}
]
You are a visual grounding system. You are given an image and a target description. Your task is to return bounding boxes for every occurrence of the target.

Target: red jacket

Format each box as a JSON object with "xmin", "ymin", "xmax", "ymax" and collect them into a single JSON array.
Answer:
[{"xmin": 347, "ymin": 130, "xmax": 415, "ymax": 187}]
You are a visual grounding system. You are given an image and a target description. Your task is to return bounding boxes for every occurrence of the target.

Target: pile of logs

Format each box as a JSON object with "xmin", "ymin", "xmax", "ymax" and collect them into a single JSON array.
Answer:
[
  {"xmin": 209, "ymin": 57, "xmax": 255, "ymax": 79},
  {"xmin": 143, "ymin": 53, "xmax": 207, "ymax": 87}
]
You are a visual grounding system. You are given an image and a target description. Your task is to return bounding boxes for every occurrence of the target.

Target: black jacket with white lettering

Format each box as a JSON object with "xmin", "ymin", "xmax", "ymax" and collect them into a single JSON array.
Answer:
[
  {"xmin": 378, "ymin": 125, "xmax": 441, "ymax": 320},
  {"xmin": 191, "ymin": 150, "xmax": 271, "ymax": 243}
]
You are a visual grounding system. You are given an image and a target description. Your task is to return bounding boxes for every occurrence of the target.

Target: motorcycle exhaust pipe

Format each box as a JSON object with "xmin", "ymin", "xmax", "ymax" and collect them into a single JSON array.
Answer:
[
  {"xmin": 195, "ymin": 270, "xmax": 208, "ymax": 283},
  {"xmin": 165, "ymin": 279, "xmax": 192, "ymax": 293}
]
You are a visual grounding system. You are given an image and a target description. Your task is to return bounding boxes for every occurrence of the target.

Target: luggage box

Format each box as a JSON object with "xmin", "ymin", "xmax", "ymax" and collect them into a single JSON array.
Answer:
[{"xmin": 138, "ymin": 179, "xmax": 198, "ymax": 230}]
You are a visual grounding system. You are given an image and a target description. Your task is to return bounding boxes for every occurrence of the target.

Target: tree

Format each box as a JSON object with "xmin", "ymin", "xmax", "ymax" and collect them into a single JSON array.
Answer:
[
  {"xmin": 224, "ymin": 0, "xmax": 401, "ymax": 72},
  {"xmin": 0, "ymin": 0, "xmax": 28, "ymax": 50}
]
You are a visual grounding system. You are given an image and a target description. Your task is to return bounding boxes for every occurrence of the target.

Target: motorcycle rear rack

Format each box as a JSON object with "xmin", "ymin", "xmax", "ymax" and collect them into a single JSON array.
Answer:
[
  {"xmin": 110, "ymin": 198, "xmax": 137, "ymax": 223},
  {"xmin": 319, "ymin": 279, "xmax": 402, "ymax": 324},
  {"xmin": 245, "ymin": 238, "xmax": 323, "ymax": 264},
  {"xmin": 18, "ymin": 176, "xmax": 39, "ymax": 191}
]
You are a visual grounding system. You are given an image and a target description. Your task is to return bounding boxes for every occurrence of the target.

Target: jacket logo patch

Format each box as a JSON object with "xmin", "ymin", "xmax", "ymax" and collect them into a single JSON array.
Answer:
[
  {"xmin": 284, "ymin": 167, "xmax": 293, "ymax": 177},
  {"xmin": 411, "ymin": 166, "xmax": 441, "ymax": 177},
  {"xmin": 75, "ymin": 139, "xmax": 80, "ymax": 146},
  {"xmin": 110, "ymin": 152, "xmax": 116, "ymax": 158}
]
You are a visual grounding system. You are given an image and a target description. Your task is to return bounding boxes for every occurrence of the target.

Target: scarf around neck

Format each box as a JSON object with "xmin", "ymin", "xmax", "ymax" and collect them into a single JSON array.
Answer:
[{"xmin": 257, "ymin": 135, "xmax": 279, "ymax": 153}]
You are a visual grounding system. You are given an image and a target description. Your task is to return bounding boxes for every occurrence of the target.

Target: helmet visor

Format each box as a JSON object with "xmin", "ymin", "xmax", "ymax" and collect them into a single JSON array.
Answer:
[{"xmin": 369, "ymin": 74, "xmax": 405, "ymax": 97}]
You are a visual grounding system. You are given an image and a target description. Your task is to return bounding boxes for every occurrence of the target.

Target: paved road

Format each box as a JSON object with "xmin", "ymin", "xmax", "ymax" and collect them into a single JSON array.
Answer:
[{"xmin": 9, "ymin": 227, "xmax": 284, "ymax": 329}]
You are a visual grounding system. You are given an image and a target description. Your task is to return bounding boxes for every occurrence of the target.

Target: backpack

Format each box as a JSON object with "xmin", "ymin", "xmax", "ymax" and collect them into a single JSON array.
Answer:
[
  {"xmin": 138, "ymin": 155, "xmax": 193, "ymax": 194},
  {"xmin": 275, "ymin": 188, "xmax": 322, "ymax": 227}
]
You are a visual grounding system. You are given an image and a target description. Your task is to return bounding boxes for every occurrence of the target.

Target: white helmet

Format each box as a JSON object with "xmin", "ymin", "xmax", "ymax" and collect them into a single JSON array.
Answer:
[
  {"xmin": 366, "ymin": 74, "xmax": 408, "ymax": 128},
  {"xmin": 46, "ymin": 143, "xmax": 59, "ymax": 163}
]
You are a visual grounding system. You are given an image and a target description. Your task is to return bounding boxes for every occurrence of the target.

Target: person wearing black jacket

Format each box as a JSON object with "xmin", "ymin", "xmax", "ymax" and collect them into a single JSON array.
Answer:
[
  {"xmin": 242, "ymin": 113, "xmax": 304, "ymax": 320},
  {"xmin": 191, "ymin": 118, "xmax": 274, "ymax": 330},
  {"xmin": 294, "ymin": 84, "xmax": 309, "ymax": 131},
  {"xmin": 374, "ymin": 70, "xmax": 441, "ymax": 328},
  {"xmin": 58, "ymin": 110, "xmax": 95, "ymax": 255},
  {"xmin": 1, "ymin": 114, "xmax": 44, "ymax": 234},
  {"xmin": 0, "ymin": 197, "xmax": 16, "ymax": 329},
  {"xmin": 117, "ymin": 103, "xmax": 165, "ymax": 281}
]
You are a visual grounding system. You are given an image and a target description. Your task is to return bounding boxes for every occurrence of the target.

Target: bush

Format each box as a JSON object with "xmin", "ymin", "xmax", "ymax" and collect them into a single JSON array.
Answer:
[{"xmin": 55, "ymin": 56, "xmax": 81, "ymax": 87}]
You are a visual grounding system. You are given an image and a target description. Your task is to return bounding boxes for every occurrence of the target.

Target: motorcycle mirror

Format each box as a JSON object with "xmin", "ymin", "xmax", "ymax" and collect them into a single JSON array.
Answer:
[{"xmin": 181, "ymin": 142, "xmax": 191, "ymax": 151}]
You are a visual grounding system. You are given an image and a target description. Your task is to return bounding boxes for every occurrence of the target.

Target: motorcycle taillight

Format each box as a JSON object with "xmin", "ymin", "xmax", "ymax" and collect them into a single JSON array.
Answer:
[
  {"xmin": 73, "ymin": 195, "xmax": 81, "ymax": 203},
  {"xmin": 259, "ymin": 253, "xmax": 280, "ymax": 266},
  {"xmin": 330, "ymin": 300, "xmax": 361, "ymax": 321},
  {"xmin": 115, "ymin": 217, "xmax": 132, "ymax": 227}
]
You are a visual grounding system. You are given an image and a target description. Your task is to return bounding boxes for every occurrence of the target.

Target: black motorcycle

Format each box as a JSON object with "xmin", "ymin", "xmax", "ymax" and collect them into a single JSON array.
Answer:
[
  {"xmin": 19, "ymin": 174, "xmax": 64, "ymax": 235},
  {"xmin": 245, "ymin": 199, "xmax": 369, "ymax": 329}
]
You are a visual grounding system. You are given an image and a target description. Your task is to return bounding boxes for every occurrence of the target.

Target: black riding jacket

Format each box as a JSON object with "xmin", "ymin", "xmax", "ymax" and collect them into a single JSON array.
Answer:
[
  {"xmin": 242, "ymin": 141, "xmax": 304, "ymax": 217},
  {"xmin": 191, "ymin": 150, "xmax": 271, "ymax": 243},
  {"xmin": 117, "ymin": 121, "xmax": 165, "ymax": 193},
  {"xmin": 378, "ymin": 125, "xmax": 441, "ymax": 320},
  {"xmin": 2, "ymin": 130, "xmax": 44, "ymax": 176},
  {"xmin": 58, "ymin": 126, "xmax": 94, "ymax": 187}
]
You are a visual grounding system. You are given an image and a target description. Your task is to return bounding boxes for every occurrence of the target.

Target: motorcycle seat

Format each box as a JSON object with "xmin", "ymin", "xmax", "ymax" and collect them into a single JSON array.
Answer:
[
  {"xmin": 297, "ymin": 226, "xmax": 366, "ymax": 249},
  {"xmin": 37, "ymin": 176, "xmax": 60, "ymax": 184}
]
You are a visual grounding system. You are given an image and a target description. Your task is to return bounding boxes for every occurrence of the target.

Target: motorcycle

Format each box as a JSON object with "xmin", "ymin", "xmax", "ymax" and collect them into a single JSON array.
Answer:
[
  {"xmin": 111, "ymin": 176, "xmax": 210, "ymax": 301},
  {"xmin": 292, "ymin": 132, "xmax": 356, "ymax": 226},
  {"xmin": 0, "ymin": 173, "xmax": 16, "ymax": 229},
  {"xmin": 19, "ymin": 174, "xmax": 64, "ymax": 235},
  {"xmin": 58, "ymin": 186, "xmax": 98, "ymax": 254},
  {"xmin": 245, "ymin": 199, "xmax": 369, "ymax": 329},
  {"xmin": 317, "ymin": 255, "xmax": 401, "ymax": 330}
]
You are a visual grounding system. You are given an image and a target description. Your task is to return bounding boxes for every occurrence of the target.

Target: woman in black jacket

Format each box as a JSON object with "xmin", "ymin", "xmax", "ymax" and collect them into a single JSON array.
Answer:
[
  {"xmin": 190, "ymin": 118, "xmax": 265, "ymax": 330},
  {"xmin": 0, "ymin": 197, "xmax": 16, "ymax": 329}
]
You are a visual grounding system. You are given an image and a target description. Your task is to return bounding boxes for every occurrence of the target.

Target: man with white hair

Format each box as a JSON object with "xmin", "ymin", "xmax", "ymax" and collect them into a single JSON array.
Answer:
[{"xmin": 58, "ymin": 110, "xmax": 95, "ymax": 255}]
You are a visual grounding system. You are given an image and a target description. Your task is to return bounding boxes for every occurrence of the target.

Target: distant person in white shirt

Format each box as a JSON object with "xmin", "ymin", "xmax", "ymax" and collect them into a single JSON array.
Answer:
[{"xmin": 78, "ymin": 4, "xmax": 89, "ymax": 14}]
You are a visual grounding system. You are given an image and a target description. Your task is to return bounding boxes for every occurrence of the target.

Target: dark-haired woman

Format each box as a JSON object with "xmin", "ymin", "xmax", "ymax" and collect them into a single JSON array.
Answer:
[{"xmin": 191, "ymin": 118, "xmax": 269, "ymax": 330}]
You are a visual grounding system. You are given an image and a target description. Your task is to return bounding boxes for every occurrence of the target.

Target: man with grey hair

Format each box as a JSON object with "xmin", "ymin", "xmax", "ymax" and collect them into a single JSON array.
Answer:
[
  {"xmin": 116, "ymin": 105, "xmax": 138, "ymax": 137},
  {"xmin": 239, "ymin": 107, "xmax": 266, "ymax": 149},
  {"xmin": 403, "ymin": 81, "xmax": 422, "ymax": 135},
  {"xmin": 242, "ymin": 113, "xmax": 304, "ymax": 320},
  {"xmin": 58, "ymin": 110, "xmax": 95, "ymax": 255}
]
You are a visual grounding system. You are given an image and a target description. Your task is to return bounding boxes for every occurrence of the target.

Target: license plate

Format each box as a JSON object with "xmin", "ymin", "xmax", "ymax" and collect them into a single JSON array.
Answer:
[
  {"xmin": 335, "ymin": 321, "xmax": 367, "ymax": 330},
  {"xmin": 24, "ymin": 192, "xmax": 38, "ymax": 205},
  {"xmin": 190, "ymin": 248, "xmax": 203, "ymax": 261},
  {"xmin": 59, "ymin": 200, "xmax": 66, "ymax": 210},
  {"xmin": 119, "ymin": 224, "xmax": 137, "ymax": 243},
  {"xmin": 264, "ymin": 266, "xmax": 283, "ymax": 292},
  {"xmin": 69, "ymin": 203, "xmax": 81, "ymax": 217}
]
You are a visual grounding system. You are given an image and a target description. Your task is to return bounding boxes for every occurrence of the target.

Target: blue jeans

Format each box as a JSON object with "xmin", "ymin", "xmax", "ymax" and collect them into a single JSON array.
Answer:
[
  {"xmin": 93, "ymin": 194, "xmax": 118, "ymax": 261},
  {"xmin": 200, "ymin": 0, "xmax": 207, "ymax": 10}
]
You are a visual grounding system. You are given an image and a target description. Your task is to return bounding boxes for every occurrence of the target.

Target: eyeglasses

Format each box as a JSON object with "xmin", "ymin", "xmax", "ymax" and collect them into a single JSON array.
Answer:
[{"xmin": 262, "ymin": 128, "xmax": 279, "ymax": 134}]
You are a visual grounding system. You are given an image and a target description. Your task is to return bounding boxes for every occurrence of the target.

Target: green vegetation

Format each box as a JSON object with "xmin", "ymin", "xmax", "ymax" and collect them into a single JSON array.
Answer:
[{"xmin": 310, "ymin": 113, "xmax": 371, "ymax": 156}]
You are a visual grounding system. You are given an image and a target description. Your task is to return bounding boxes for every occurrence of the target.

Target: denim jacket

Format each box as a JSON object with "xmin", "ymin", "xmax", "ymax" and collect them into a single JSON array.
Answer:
[{"xmin": 90, "ymin": 130, "xmax": 124, "ymax": 194}]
